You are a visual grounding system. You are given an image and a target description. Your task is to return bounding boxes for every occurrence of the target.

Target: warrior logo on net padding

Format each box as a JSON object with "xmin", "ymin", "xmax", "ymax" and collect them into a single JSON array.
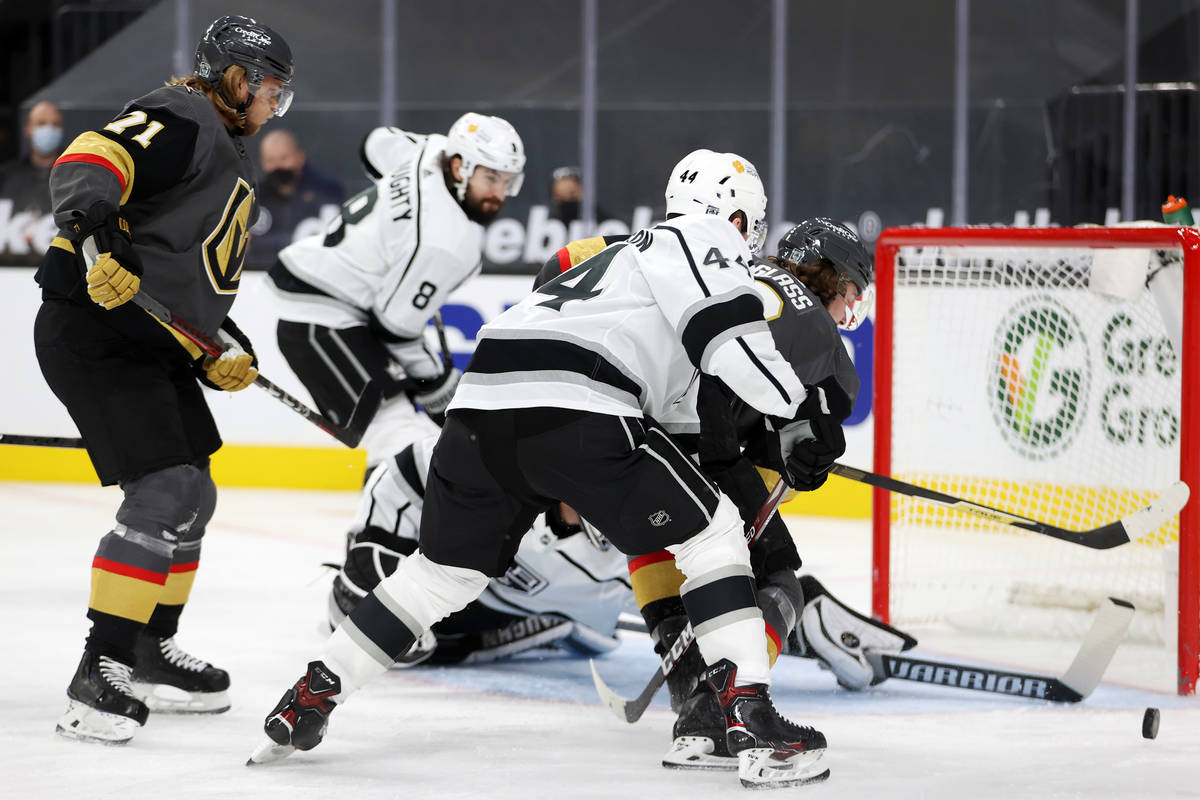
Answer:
[{"xmin": 988, "ymin": 295, "xmax": 1090, "ymax": 460}]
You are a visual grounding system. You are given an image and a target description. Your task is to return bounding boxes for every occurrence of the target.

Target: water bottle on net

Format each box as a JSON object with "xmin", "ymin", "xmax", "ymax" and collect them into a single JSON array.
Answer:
[{"xmin": 1161, "ymin": 195, "xmax": 1194, "ymax": 226}]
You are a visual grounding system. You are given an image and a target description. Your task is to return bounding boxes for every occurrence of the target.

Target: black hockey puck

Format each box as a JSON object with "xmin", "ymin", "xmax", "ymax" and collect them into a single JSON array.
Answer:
[{"xmin": 1142, "ymin": 707, "xmax": 1160, "ymax": 739}]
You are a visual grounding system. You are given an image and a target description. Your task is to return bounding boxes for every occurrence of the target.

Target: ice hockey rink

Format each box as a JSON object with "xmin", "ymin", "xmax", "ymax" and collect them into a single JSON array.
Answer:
[{"xmin": 3, "ymin": 481, "xmax": 1197, "ymax": 800}]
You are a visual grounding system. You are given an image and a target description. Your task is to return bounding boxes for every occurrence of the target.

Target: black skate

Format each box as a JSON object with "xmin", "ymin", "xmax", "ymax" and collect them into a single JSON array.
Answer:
[
  {"xmin": 662, "ymin": 684, "xmax": 736, "ymax": 770},
  {"xmin": 652, "ymin": 615, "xmax": 704, "ymax": 714},
  {"xmin": 131, "ymin": 634, "xmax": 231, "ymax": 713},
  {"xmin": 56, "ymin": 650, "xmax": 149, "ymax": 744},
  {"xmin": 248, "ymin": 660, "xmax": 341, "ymax": 764},
  {"xmin": 705, "ymin": 658, "xmax": 830, "ymax": 789}
]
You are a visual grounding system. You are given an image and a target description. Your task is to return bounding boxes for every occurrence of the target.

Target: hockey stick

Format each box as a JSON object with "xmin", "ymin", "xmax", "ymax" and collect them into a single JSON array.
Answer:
[
  {"xmin": 432, "ymin": 310, "xmax": 454, "ymax": 372},
  {"xmin": 864, "ymin": 596, "xmax": 1135, "ymax": 702},
  {"xmin": 829, "ymin": 464, "xmax": 1189, "ymax": 550},
  {"xmin": 128, "ymin": 291, "xmax": 382, "ymax": 449},
  {"xmin": 590, "ymin": 478, "xmax": 789, "ymax": 723},
  {"xmin": 0, "ymin": 433, "xmax": 84, "ymax": 448}
]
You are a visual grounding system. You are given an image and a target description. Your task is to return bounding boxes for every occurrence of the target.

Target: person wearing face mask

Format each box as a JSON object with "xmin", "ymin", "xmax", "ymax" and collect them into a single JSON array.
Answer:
[
  {"xmin": 0, "ymin": 100, "xmax": 65, "ymax": 216},
  {"xmin": 548, "ymin": 164, "xmax": 611, "ymax": 224},
  {"xmin": 247, "ymin": 128, "xmax": 344, "ymax": 268}
]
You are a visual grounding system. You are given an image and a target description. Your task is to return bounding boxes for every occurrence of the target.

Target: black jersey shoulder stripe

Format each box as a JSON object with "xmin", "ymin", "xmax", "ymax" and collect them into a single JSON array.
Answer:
[
  {"xmin": 393, "ymin": 444, "xmax": 425, "ymax": 500},
  {"xmin": 656, "ymin": 224, "xmax": 711, "ymax": 298},
  {"xmin": 734, "ymin": 336, "xmax": 793, "ymax": 407},
  {"xmin": 381, "ymin": 142, "xmax": 428, "ymax": 315},
  {"xmin": 680, "ymin": 292, "xmax": 767, "ymax": 370},
  {"xmin": 468, "ymin": 337, "xmax": 643, "ymax": 402}
]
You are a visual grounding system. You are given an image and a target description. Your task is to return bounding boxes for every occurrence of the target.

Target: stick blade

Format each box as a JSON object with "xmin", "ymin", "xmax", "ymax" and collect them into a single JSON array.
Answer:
[
  {"xmin": 1120, "ymin": 480, "xmax": 1190, "ymax": 543},
  {"xmin": 589, "ymin": 659, "xmax": 634, "ymax": 722},
  {"xmin": 336, "ymin": 382, "xmax": 383, "ymax": 448},
  {"xmin": 1056, "ymin": 597, "xmax": 1136, "ymax": 699}
]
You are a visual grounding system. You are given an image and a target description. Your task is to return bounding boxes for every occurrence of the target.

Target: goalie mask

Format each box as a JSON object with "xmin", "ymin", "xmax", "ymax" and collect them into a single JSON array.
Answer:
[
  {"xmin": 445, "ymin": 112, "xmax": 526, "ymax": 202},
  {"xmin": 194, "ymin": 15, "xmax": 295, "ymax": 117},
  {"xmin": 665, "ymin": 149, "xmax": 768, "ymax": 255},
  {"xmin": 777, "ymin": 217, "xmax": 874, "ymax": 331}
]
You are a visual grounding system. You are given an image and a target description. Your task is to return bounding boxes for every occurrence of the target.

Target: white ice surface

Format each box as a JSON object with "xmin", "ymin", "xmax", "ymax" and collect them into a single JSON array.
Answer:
[{"xmin": 2, "ymin": 482, "xmax": 1197, "ymax": 800}]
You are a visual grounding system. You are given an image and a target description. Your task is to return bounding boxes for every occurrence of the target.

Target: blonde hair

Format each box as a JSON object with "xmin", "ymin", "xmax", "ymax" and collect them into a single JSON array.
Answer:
[{"xmin": 166, "ymin": 65, "xmax": 246, "ymax": 131}]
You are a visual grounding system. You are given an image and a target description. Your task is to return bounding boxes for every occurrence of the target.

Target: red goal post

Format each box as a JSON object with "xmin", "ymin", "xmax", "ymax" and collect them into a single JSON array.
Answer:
[{"xmin": 871, "ymin": 225, "xmax": 1200, "ymax": 695}]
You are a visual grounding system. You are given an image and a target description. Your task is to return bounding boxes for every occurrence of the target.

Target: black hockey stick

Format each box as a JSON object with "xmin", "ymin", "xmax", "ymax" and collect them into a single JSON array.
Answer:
[
  {"xmin": 829, "ymin": 464, "xmax": 1189, "ymax": 550},
  {"xmin": 0, "ymin": 433, "xmax": 84, "ymax": 448},
  {"xmin": 129, "ymin": 291, "xmax": 381, "ymax": 449},
  {"xmin": 864, "ymin": 597, "xmax": 1134, "ymax": 703},
  {"xmin": 432, "ymin": 310, "xmax": 454, "ymax": 373},
  {"xmin": 590, "ymin": 478, "xmax": 789, "ymax": 723}
]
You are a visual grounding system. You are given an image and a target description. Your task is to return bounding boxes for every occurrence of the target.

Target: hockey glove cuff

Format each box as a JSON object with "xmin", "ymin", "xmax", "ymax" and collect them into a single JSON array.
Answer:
[
  {"xmin": 75, "ymin": 202, "xmax": 142, "ymax": 310},
  {"xmin": 199, "ymin": 318, "xmax": 258, "ymax": 392}
]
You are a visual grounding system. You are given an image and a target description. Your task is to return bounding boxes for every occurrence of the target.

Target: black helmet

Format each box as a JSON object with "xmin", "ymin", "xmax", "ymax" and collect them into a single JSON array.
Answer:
[
  {"xmin": 194, "ymin": 16, "xmax": 294, "ymax": 115},
  {"xmin": 776, "ymin": 217, "xmax": 873, "ymax": 294}
]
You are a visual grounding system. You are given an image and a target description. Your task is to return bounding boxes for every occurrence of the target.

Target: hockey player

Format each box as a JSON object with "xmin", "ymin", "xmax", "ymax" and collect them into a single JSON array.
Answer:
[
  {"xmin": 328, "ymin": 435, "xmax": 634, "ymax": 665},
  {"xmin": 268, "ymin": 114, "xmax": 526, "ymax": 469},
  {"xmin": 538, "ymin": 219, "xmax": 915, "ymax": 771},
  {"xmin": 33, "ymin": 16, "xmax": 293, "ymax": 744},
  {"xmin": 256, "ymin": 149, "xmax": 840, "ymax": 788}
]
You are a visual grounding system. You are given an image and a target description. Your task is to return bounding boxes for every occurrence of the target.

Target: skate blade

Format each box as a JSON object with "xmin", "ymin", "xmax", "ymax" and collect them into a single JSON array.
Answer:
[
  {"xmin": 55, "ymin": 699, "xmax": 142, "ymax": 745},
  {"xmin": 246, "ymin": 737, "xmax": 296, "ymax": 765},
  {"xmin": 133, "ymin": 683, "xmax": 230, "ymax": 714},
  {"xmin": 737, "ymin": 747, "xmax": 829, "ymax": 789},
  {"xmin": 662, "ymin": 736, "xmax": 738, "ymax": 771}
]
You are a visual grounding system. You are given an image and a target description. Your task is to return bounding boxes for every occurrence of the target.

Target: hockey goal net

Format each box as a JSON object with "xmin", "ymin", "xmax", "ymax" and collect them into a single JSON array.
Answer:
[{"xmin": 871, "ymin": 225, "xmax": 1199, "ymax": 695}]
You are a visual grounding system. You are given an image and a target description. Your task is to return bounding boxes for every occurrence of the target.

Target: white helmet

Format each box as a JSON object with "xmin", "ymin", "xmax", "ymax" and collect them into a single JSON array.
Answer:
[
  {"xmin": 445, "ymin": 112, "xmax": 526, "ymax": 201},
  {"xmin": 664, "ymin": 149, "xmax": 768, "ymax": 254}
]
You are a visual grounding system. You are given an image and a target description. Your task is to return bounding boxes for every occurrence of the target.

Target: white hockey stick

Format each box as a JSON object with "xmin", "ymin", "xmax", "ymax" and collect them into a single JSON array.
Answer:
[
  {"xmin": 590, "ymin": 479, "xmax": 788, "ymax": 723},
  {"xmin": 865, "ymin": 596, "xmax": 1135, "ymax": 702},
  {"xmin": 831, "ymin": 464, "xmax": 1189, "ymax": 550}
]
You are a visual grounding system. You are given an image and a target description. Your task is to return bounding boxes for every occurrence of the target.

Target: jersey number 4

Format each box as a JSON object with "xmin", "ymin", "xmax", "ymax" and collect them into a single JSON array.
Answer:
[{"xmin": 536, "ymin": 244, "xmax": 625, "ymax": 311}]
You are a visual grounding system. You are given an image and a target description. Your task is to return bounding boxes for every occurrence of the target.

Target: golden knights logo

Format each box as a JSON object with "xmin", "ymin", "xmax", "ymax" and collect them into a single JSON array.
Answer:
[
  {"xmin": 988, "ymin": 295, "xmax": 1091, "ymax": 460},
  {"xmin": 203, "ymin": 178, "xmax": 254, "ymax": 294}
]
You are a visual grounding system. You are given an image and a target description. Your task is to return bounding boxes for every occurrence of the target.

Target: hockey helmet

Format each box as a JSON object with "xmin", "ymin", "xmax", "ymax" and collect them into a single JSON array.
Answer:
[
  {"xmin": 777, "ymin": 217, "xmax": 874, "ymax": 330},
  {"xmin": 194, "ymin": 15, "xmax": 294, "ymax": 116},
  {"xmin": 445, "ymin": 113, "xmax": 526, "ymax": 201},
  {"xmin": 664, "ymin": 149, "xmax": 768, "ymax": 254}
]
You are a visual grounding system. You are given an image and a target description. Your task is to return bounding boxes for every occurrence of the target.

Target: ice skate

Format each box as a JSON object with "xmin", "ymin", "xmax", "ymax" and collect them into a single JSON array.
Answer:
[
  {"xmin": 250, "ymin": 660, "xmax": 341, "ymax": 764},
  {"xmin": 56, "ymin": 650, "xmax": 149, "ymax": 744},
  {"xmin": 662, "ymin": 683, "xmax": 736, "ymax": 770},
  {"xmin": 131, "ymin": 633, "xmax": 231, "ymax": 713},
  {"xmin": 703, "ymin": 659, "xmax": 830, "ymax": 789}
]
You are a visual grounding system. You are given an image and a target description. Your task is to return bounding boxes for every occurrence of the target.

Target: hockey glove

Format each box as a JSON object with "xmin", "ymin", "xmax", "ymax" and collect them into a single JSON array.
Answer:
[
  {"xmin": 74, "ymin": 202, "xmax": 142, "ymax": 310},
  {"xmin": 198, "ymin": 317, "xmax": 258, "ymax": 392},
  {"xmin": 410, "ymin": 366, "xmax": 461, "ymax": 427},
  {"xmin": 765, "ymin": 381, "xmax": 850, "ymax": 491}
]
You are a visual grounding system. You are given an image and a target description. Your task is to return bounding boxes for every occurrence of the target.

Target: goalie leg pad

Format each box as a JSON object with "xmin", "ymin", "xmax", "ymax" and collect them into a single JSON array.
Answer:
[{"xmin": 798, "ymin": 575, "xmax": 917, "ymax": 690}]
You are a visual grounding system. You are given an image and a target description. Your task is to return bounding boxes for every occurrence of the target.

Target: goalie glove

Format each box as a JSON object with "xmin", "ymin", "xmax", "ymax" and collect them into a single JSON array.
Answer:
[
  {"xmin": 74, "ymin": 201, "xmax": 142, "ymax": 310},
  {"xmin": 795, "ymin": 574, "xmax": 917, "ymax": 690},
  {"xmin": 196, "ymin": 317, "xmax": 258, "ymax": 392}
]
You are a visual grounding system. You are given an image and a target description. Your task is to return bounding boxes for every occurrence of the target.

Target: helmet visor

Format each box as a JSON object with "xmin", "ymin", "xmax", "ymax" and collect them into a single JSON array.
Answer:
[
  {"xmin": 249, "ymin": 80, "xmax": 294, "ymax": 117},
  {"xmin": 839, "ymin": 282, "xmax": 874, "ymax": 331}
]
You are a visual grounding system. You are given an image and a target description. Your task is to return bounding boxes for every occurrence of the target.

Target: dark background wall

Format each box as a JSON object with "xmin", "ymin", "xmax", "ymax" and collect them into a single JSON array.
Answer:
[{"xmin": 2, "ymin": 0, "xmax": 1198, "ymax": 271}]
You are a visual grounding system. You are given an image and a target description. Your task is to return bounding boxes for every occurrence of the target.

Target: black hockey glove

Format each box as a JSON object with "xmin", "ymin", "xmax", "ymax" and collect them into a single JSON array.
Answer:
[
  {"xmin": 765, "ymin": 380, "xmax": 850, "ymax": 491},
  {"xmin": 195, "ymin": 317, "xmax": 258, "ymax": 392},
  {"xmin": 72, "ymin": 201, "xmax": 143, "ymax": 310},
  {"xmin": 410, "ymin": 366, "xmax": 461, "ymax": 427}
]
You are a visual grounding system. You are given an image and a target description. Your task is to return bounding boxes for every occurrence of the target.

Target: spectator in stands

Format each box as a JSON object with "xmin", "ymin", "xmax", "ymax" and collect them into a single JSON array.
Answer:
[
  {"xmin": 248, "ymin": 128, "xmax": 344, "ymax": 268},
  {"xmin": 0, "ymin": 100, "xmax": 64, "ymax": 215},
  {"xmin": 549, "ymin": 164, "xmax": 611, "ymax": 224}
]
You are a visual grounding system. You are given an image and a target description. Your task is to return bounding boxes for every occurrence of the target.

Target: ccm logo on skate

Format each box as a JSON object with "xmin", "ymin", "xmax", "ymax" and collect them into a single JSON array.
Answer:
[{"xmin": 883, "ymin": 656, "xmax": 1053, "ymax": 698}]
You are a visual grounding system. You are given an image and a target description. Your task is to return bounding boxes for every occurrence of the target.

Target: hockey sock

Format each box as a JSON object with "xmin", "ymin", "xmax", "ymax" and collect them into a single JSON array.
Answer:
[
  {"xmin": 321, "ymin": 552, "xmax": 489, "ymax": 698},
  {"xmin": 669, "ymin": 496, "xmax": 770, "ymax": 686}
]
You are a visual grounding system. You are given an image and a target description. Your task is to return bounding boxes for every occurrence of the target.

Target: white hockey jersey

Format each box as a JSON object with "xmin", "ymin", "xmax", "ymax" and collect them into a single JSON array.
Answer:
[
  {"xmin": 451, "ymin": 213, "xmax": 806, "ymax": 422},
  {"xmin": 274, "ymin": 131, "xmax": 482, "ymax": 341}
]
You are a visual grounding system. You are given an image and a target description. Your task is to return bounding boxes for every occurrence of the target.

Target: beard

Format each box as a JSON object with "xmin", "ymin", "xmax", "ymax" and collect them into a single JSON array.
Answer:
[{"xmin": 463, "ymin": 196, "xmax": 503, "ymax": 226}]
